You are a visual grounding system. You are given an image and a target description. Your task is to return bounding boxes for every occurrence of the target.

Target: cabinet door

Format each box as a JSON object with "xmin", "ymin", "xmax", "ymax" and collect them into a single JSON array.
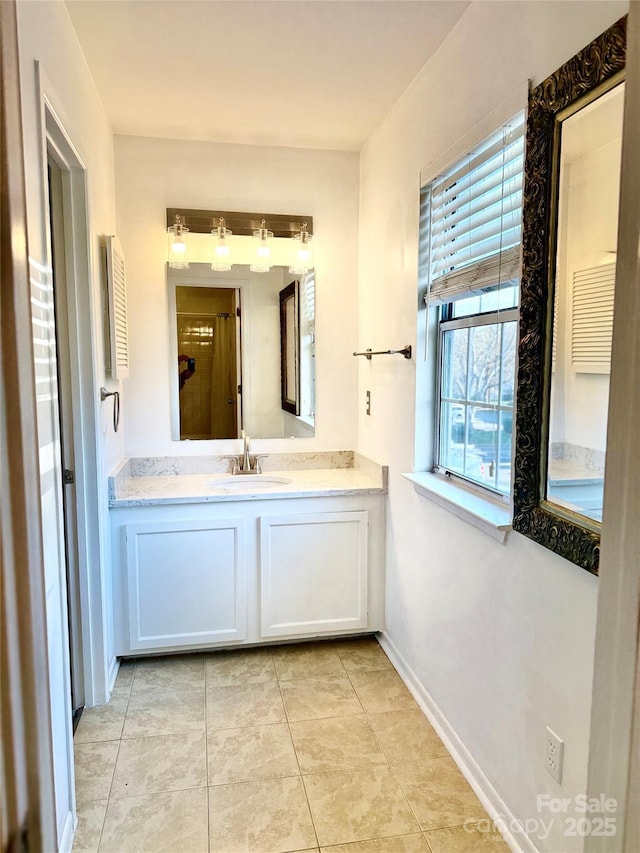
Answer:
[
  {"xmin": 260, "ymin": 511, "xmax": 368, "ymax": 638},
  {"xmin": 125, "ymin": 519, "xmax": 246, "ymax": 651}
]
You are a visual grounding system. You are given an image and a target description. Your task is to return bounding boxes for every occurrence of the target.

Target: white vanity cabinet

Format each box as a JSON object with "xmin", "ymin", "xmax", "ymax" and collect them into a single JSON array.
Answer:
[
  {"xmin": 110, "ymin": 493, "xmax": 385, "ymax": 656},
  {"xmin": 123, "ymin": 518, "xmax": 247, "ymax": 651}
]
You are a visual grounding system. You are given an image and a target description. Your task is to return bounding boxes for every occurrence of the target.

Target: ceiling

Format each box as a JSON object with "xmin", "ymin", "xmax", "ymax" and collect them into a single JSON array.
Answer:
[{"xmin": 65, "ymin": 0, "xmax": 470, "ymax": 151}]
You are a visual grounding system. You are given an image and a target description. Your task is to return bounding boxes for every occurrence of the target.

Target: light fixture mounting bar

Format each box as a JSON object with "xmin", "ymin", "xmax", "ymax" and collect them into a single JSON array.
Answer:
[{"xmin": 166, "ymin": 209, "xmax": 313, "ymax": 238}]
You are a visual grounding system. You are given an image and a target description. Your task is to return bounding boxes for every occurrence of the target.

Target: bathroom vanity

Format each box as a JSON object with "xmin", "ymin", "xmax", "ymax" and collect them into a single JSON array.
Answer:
[{"xmin": 109, "ymin": 452, "xmax": 386, "ymax": 656}]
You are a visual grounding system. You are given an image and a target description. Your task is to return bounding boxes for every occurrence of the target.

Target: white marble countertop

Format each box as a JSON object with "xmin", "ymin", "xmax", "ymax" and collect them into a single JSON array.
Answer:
[{"xmin": 109, "ymin": 454, "xmax": 387, "ymax": 507}]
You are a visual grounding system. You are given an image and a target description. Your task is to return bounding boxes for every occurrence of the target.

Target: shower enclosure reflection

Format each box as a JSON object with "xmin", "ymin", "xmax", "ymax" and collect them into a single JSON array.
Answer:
[{"xmin": 168, "ymin": 264, "xmax": 316, "ymax": 440}]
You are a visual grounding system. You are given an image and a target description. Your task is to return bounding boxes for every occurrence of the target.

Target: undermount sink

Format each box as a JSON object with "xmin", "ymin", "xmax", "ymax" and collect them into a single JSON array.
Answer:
[{"xmin": 209, "ymin": 475, "xmax": 292, "ymax": 490}]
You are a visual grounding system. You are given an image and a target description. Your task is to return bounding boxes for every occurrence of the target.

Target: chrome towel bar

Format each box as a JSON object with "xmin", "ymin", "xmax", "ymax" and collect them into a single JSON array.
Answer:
[{"xmin": 353, "ymin": 345, "xmax": 412, "ymax": 360}]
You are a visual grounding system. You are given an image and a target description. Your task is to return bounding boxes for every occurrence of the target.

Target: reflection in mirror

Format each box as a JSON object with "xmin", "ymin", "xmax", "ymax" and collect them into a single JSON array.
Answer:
[
  {"xmin": 280, "ymin": 280, "xmax": 300, "ymax": 415},
  {"xmin": 168, "ymin": 264, "xmax": 315, "ymax": 440},
  {"xmin": 546, "ymin": 82, "xmax": 624, "ymax": 523}
]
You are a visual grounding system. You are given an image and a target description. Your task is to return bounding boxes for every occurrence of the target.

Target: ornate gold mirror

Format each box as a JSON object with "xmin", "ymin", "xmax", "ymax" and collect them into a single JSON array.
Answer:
[{"xmin": 513, "ymin": 17, "xmax": 626, "ymax": 573}]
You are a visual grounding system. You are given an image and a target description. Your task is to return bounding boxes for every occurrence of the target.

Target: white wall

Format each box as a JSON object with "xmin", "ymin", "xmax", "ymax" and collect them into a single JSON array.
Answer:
[
  {"xmin": 16, "ymin": 0, "xmax": 119, "ymax": 847},
  {"xmin": 358, "ymin": 3, "xmax": 627, "ymax": 852},
  {"xmin": 114, "ymin": 135, "xmax": 359, "ymax": 457}
]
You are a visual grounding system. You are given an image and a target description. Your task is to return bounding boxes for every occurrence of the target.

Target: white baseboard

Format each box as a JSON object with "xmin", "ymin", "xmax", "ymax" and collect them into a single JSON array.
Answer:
[
  {"xmin": 58, "ymin": 808, "xmax": 76, "ymax": 853},
  {"xmin": 107, "ymin": 654, "xmax": 120, "ymax": 698},
  {"xmin": 377, "ymin": 631, "xmax": 539, "ymax": 853}
]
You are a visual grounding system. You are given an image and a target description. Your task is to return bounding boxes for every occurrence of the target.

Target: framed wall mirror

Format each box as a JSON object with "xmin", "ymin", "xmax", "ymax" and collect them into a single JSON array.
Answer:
[
  {"xmin": 168, "ymin": 264, "xmax": 315, "ymax": 440},
  {"xmin": 513, "ymin": 16, "xmax": 626, "ymax": 573},
  {"xmin": 280, "ymin": 280, "xmax": 300, "ymax": 415}
]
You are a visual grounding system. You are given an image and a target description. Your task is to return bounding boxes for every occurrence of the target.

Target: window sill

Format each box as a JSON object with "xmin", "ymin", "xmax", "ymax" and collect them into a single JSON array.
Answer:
[{"xmin": 402, "ymin": 471, "xmax": 512, "ymax": 543}]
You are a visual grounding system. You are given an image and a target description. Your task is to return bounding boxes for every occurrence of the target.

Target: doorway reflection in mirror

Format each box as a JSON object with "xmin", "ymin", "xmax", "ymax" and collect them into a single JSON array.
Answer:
[
  {"xmin": 168, "ymin": 264, "xmax": 316, "ymax": 440},
  {"xmin": 546, "ymin": 81, "xmax": 625, "ymax": 523}
]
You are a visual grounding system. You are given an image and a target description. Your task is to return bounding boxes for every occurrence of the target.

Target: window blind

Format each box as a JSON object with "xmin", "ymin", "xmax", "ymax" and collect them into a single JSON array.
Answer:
[{"xmin": 425, "ymin": 111, "xmax": 525, "ymax": 304}]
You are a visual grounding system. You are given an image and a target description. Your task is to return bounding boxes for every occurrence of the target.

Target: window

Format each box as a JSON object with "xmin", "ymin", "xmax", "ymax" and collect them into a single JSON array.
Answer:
[{"xmin": 424, "ymin": 113, "xmax": 525, "ymax": 497}]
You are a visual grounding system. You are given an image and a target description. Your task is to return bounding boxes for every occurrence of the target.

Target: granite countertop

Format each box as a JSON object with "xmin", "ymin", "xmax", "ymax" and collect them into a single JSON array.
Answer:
[
  {"xmin": 109, "ymin": 452, "xmax": 387, "ymax": 507},
  {"xmin": 547, "ymin": 459, "xmax": 604, "ymax": 485}
]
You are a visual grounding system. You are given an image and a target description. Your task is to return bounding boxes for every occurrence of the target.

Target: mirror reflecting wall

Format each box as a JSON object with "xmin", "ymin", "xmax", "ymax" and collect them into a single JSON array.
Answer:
[
  {"xmin": 168, "ymin": 264, "xmax": 315, "ymax": 440},
  {"xmin": 546, "ymin": 82, "xmax": 624, "ymax": 523}
]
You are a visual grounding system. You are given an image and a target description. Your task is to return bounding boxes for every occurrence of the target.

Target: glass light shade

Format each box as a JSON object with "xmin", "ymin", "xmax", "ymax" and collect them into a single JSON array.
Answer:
[
  {"xmin": 250, "ymin": 220, "xmax": 273, "ymax": 273},
  {"xmin": 211, "ymin": 219, "xmax": 233, "ymax": 272},
  {"xmin": 168, "ymin": 220, "xmax": 189, "ymax": 269},
  {"xmin": 289, "ymin": 226, "xmax": 313, "ymax": 274}
]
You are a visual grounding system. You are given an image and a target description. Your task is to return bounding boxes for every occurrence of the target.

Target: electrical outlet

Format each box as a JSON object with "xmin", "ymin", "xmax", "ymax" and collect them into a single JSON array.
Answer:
[
  {"xmin": 545, "ymin": 726, "xmax": 564, "ymax": 783},
  {"xmin": 366, "ymin": 390, "xmax": 371, "ymax": 416}
]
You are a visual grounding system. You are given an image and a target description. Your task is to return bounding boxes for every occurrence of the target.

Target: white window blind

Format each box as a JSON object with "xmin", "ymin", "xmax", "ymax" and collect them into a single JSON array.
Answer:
[
  {"xmin": 425, "ymin": 111, "xmax": 525, "ymax": 304},
  {"xmin": 106, "ymin": 235, "xmax": 129, "ymax": 379},
  {"xmin": 571, "ymin": 261, "xmax": 615, "ymax": 373}
]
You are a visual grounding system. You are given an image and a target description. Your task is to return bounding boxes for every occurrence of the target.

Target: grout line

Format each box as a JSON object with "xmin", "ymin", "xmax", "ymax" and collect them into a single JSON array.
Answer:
[
  {"xmin": 387, "ymin": 759, "xmax": 425, "ymax": 836},
  {"xmin": 423, "ymin": 831, "xmax": 435, "ymax": 852},
  {"xmin": 203, "ymin": 658, "xmax": 211, "ymax": 853},
  {"xmin": 274, "ymin": 649, "xmax": 320, "ymax": 849},
  {"xmin": 94, "ymin": 799, "xmax": 109, "ymax": 853}
]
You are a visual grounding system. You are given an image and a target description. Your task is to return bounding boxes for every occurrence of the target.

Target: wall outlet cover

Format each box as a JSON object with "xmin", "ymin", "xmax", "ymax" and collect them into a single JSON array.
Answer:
[{"xmin": 545, "ymin": 725, "xmax": 564, "ymax": 784}]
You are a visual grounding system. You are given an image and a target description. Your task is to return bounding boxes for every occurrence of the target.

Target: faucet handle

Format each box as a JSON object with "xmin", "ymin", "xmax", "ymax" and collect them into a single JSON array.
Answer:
[{"xmin": 253, "ymin": 454, "xmax": 268, "ymax": 474}]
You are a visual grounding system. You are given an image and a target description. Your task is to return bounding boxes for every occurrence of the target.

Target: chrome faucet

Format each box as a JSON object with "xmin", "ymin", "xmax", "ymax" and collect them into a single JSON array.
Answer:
[
  {"xmin": 242, "ymin": 431, "xmax": 251, "ymax": 472},
  {"xmin": 233, "ymin": 431, "xmax": 264, "ymax": 474}
]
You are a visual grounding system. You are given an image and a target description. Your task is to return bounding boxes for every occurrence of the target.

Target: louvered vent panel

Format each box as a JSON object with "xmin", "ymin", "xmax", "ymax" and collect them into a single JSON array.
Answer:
[
  {"xmin": 302, "ymin": 269, "xmax": 315, "ymax": 335},
  {"xmin": 106, "ymin": 235, "xmax": 129, "ymax": 379},
  {"xmin": 571, "ymin": 261, "xmax": 615, "ymax": 373}
]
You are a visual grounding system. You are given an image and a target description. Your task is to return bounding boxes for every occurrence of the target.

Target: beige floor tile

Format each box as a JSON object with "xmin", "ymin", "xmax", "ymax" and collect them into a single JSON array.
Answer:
[
  {"xmin": 122, "ymin": 688, "xmax": 205, "ymax": 738},
  {"xmin": 110, "ymin": 731, "xmax": 206, "ymax": 797},
  {"xmin": 392, "ymin": 757, "xmax": 487, "ymax": 831},
  {"xmin": 303, "ymin": 766, "xmax": 419, "ymax": 847},
  {"xmin": 74, "ymin": 694, "xmax": 128, "ymax": 744},
  {"xmin": 320, "ymin": 834, "xmax": 429, "ymax": 852},
  {"xmin": 368, "ymin": 709, "xmax": 448, "ymax": 762},
  {"xmin": 281, "ymin": 676, "xmax": 363, "ymax": 722},
  {"xmin": 335, "ymin": 640, "xmax": 394, "ymax": 674},
  {"xmin": 131, "ymin": 654, "xmax": 205, "ymax": 695},
  {"xmin": 99, "ymin": 787, "xmax": 208, "ymax": 853},
  {"xmin": 208, "ymin": 776, "xmax": 317, "ymax": 853},
  {"xmin": 207, "ymin": 723, "xmax": 299, "ymax": 785},
  {"xmin": 205, "ymin": 648, "xmax": 276, "ymax": 687},
  {"xmin": 424, "ymin": 823, "xmax": 510, "ymax": 852},
  {"xmin": 71, "ymin": 800, "xmax": 107, "ymax": 853},
  {"xmin": 74, "ymin": 741, "xmax": 119, "ymax": 804},
  {"xmin": 348, "ymin": 670, "xmax": 418, "ymax": 714},
  {"xmin": 110, "ymin": 661, "xmax": 135, "ymax": 700},
  {"xmin": 272, "ymin": 643, "xmax": 345, "ymax": 680},
  {"xmin": 290, "ymin": 715, "xmax": 387, "ymax": 773},
  {"xmin": 206, "ymin": 681, "xmax": 286, "ymax": 729}
]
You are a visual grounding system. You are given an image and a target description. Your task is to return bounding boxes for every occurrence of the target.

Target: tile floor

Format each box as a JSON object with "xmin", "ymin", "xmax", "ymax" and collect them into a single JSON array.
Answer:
[{"xmin": 72, "ymin": 638, "xmax": 509, "ymax": 853}]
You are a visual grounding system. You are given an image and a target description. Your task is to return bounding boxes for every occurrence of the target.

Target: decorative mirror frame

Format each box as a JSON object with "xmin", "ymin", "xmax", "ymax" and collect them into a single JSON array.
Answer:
[
  {"xmin": 280, "ymin": 280, "xmax": 300, "ymax": 415},
  {"xmin": 512, "ymin": 16, "xmax": 627, "ymax": 574}
]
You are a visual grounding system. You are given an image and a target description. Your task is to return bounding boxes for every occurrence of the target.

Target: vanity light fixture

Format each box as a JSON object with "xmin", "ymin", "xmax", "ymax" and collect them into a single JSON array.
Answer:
[
  {"xmin": 250, "ymin": 219, "xmax": 273, "ymax": 273},
  {"xmin": 289, "ymin": 222, "xmax": 313, "ymax": 275},
  {"xmin": 211, "ymin": 217, "xmax": 232, "ymax": 271},
  {"xmin": 167, "ymin": 213, "xmax": 189, "ymax": 269}
]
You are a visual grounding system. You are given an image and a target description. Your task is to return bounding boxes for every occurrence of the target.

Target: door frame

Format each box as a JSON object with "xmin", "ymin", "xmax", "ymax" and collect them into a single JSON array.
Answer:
[
  {"xmin": 586, "ymin": 4, "xmax": 640, "ymax": 850},
  {"xmin": 47, "ymin": 153, "xmax": 85, "ymax": 719},
  {"xmin": 167, "ymin": 274, "xmax": 247, "ymax": 441},
  {"xmin": 36, "ymin": 66, "xmax": 110, "ymax": 708}
]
